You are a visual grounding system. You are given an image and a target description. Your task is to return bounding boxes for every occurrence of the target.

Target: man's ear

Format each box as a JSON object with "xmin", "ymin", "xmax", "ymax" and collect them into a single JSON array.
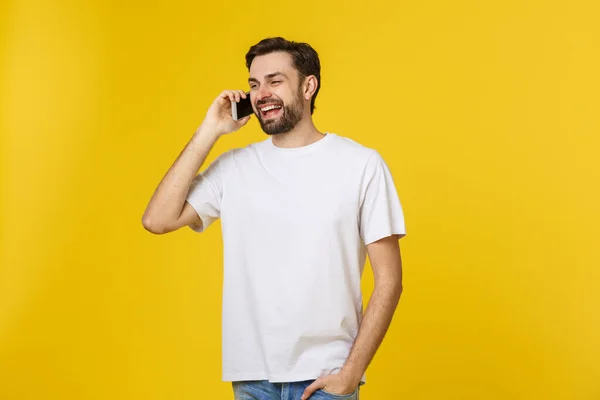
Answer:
[{"xmin": 303, "ymin": 75, "xmax": 318, "ymax": 100}]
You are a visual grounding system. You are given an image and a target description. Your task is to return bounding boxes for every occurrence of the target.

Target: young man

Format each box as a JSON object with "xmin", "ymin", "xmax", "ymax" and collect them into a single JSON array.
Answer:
[{"xmin": 142, "ymin": 37, "xmax": 406, "ymax": 400}]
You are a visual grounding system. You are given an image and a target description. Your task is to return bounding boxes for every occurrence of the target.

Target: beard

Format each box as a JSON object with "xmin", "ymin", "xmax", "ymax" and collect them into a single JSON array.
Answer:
[{"xmin": 256, "ymin": 90, "xmax": 304, "ymax": 135}]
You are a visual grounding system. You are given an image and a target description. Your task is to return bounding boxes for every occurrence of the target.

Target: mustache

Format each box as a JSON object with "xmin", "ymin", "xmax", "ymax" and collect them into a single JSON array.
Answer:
[{"xmin": 256, "ymin": 98, "xmax": 283, "ymax": 107}]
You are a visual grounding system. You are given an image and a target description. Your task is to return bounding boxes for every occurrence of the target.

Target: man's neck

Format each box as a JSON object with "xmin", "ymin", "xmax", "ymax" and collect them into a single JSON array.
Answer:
[{"xmin": 271, "ymin": 117, "xmax": 325, "ymax": 149}]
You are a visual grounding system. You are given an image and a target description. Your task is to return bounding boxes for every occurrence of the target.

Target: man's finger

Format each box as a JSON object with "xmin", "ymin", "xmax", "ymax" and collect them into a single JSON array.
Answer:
[
  {"xmin": 222, "ymin": 90, "xmax": 234, "ymax": 102},
  {"xmin": 301, "ymin": 379, "xmax": 324, "ymax": 400}
]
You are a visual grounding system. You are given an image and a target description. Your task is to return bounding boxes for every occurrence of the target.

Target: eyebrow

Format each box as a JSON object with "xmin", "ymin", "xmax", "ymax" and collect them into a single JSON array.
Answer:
[{"xmin": 248, "ymin": 72, "xmax": 288, "ymax": 84}]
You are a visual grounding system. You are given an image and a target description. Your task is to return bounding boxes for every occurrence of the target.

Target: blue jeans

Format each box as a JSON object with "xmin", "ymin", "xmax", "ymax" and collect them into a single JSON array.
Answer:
[{"xmin": 232, "ymin": 380, "xmax": 361, "ymax": 400}]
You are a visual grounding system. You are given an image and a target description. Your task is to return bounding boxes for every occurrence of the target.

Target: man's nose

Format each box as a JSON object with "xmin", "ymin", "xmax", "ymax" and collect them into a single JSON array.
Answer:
[{"xmin": 256, "ymin": 86, "xmax": 273, "ymax": 101}]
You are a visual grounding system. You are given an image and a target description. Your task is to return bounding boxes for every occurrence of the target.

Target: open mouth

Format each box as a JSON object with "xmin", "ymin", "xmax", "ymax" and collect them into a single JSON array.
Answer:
[{"xmin": 259, "ymin": 104, "xmax": 283, "ymax": 119}]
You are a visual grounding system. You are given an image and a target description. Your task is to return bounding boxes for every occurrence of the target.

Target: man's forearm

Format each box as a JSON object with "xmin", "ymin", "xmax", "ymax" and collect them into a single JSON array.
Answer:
[
  {"xmin": 340, "ymin": 280, "xmax": 403, "ymax": 384},
  {"xmin": 142, "ymin": 124, "xmax": 218, "ymax": 231}
]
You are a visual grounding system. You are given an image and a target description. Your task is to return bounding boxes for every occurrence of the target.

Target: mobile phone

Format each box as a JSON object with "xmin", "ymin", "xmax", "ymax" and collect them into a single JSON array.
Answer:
[{"xmin": 231, "ymin": 92, "xmax": 254, "ymax": 121}]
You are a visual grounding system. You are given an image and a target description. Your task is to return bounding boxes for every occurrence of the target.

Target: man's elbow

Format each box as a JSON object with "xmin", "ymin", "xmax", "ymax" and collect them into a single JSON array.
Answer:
[
  {"xmin": 142, "ymin": 215, "xmax": 168, "ymax": 235},
  {"xmin": 375, "ymin": 276, "xmax": 403, "ymax": 300},
  {"xmin": 390, "ymin": 281, "xmax": 403, "ymax": 300}
]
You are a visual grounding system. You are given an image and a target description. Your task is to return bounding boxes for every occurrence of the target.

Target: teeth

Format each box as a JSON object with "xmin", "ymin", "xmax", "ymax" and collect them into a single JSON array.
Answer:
[{"xmin": 261, "ymin": 105, "xmax": 281, "ymax": 112}]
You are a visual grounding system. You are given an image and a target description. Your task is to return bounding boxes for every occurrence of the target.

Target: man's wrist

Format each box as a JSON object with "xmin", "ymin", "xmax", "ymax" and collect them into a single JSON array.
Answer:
[
  {"xmin": 195, "ymin": 122, "xmax": 221, "ymax": 140},
  {"xmin": 340, "ymin": 365, "xmax": 363, "ymax": 387}
]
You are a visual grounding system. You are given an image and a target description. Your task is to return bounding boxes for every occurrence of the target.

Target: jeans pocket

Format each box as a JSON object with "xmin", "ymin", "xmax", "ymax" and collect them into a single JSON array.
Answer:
[{"xmin": 317, "ymin": 387, "xmax": 358, "ymax": 399}]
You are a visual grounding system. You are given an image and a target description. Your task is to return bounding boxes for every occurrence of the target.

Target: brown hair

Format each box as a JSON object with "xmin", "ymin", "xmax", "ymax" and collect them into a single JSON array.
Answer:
[{"xmin": 245, "ymin": 37, "xmax": 321, "ymax": 114}]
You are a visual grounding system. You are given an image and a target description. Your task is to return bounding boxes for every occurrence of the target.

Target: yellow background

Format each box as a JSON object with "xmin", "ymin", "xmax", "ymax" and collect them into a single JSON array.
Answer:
[{"xmin": 1, "ymin": 0, "xmax": 599, "ymax": 399}]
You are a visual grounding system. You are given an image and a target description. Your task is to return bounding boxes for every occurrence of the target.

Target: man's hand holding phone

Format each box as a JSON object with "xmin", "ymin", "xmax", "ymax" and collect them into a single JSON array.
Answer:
[{"xmin": 199, "ymin": 90, "xmax": 252, "ymax": 138}]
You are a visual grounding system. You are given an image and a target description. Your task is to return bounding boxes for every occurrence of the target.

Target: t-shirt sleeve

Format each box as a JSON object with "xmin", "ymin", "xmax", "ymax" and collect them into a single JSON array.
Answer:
[
  {"xmin": 185, "ymin": 152, "xmax": 229, "ymax": 233},
  {"xmin": 359, "ymin": 150, "xmax": 407, "ymax": 245}
]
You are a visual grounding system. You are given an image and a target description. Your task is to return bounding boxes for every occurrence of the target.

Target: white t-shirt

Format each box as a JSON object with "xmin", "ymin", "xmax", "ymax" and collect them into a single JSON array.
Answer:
[{"xmin": 185, "ymin": 133, "xmax": 406, "ymax": 383}]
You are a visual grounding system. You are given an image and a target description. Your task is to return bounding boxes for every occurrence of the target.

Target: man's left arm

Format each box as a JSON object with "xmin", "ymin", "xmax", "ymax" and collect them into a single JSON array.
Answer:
[{"xmin": 302, "ymin": 235, "xmax": 403, "ymax": 399}]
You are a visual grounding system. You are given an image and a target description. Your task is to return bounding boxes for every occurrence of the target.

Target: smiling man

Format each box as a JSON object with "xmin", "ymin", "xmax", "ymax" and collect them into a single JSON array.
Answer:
[{"xmin": 142, "ymin": 37, "xmax": 406, "ymax": 400}]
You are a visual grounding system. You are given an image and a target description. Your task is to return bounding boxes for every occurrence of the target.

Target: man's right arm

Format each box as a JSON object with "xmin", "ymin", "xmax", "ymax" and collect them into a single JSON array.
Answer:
[
  {"xmin": 141, "ymin": 90, "xmax": 251, "ymax": 235},
  {"xmin": 142, "ymin": 130, "xmax": 218, "ymax": 234}
]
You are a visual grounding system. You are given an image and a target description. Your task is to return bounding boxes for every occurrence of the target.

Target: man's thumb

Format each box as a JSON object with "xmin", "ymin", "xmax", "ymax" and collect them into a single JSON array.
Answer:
[
  {"xmin": 238, "ymin": 115, "xmax": 251, "ymax": 126},
  {"xmin": 301, "ymin": 379, "xmax": 323, "ymax": 400}
]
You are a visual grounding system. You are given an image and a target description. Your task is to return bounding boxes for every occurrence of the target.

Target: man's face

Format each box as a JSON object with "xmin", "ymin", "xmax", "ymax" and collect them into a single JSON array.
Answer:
[{"xmin": 248, "ymin": 52, "xmax": 305, "ymax": 135}]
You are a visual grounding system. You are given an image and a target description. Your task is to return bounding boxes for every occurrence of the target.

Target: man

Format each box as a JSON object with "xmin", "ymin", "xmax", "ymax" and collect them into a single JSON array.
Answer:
[{"xmin": 142, "ymin": 37, "xmax": 406, "ymax": 400}]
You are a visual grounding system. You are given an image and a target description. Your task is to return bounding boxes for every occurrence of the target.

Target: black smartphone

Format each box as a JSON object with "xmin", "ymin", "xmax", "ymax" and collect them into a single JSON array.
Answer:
[{"xmin": 231, "ymin": 92, "xmax": 254, "ymax": 121}]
